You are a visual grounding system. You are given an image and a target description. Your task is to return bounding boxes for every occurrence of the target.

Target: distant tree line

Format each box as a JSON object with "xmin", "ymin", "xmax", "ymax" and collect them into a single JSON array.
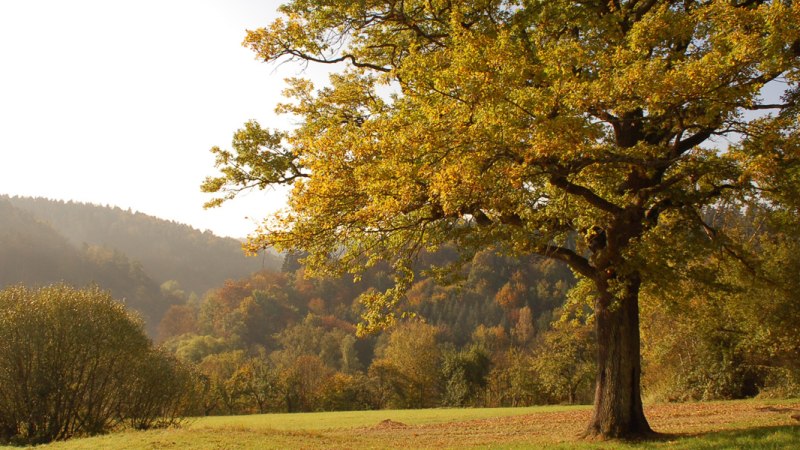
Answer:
[
  {"xmin": 156, "ymin": 204, "xmax": 800, "ymax": 415},
  {"xmin": 2, "ymin": 196, "xmax": 280, "ymax": 296}
]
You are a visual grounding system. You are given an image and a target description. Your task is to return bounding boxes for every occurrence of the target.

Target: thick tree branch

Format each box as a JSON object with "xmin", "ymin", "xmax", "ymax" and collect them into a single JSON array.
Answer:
[
  {"xmin": 550, "ymin": 175, "xmax": 624, "ymax": 215},
  {"xmin": 673, "ymin": 128, "xmax": 714, "ymax": 156},
  {"xmin": 470, "ymin": 209, "xmax": 494, "ymax": 227},
  {"xmin": 644, "ymin": 198, "xmax": 672, "ymax": 227},
  {"xmin": 537, "ymin": 245, "xmax": 597, "ymax": 279},
  {"xmin": 744, "ymin": 103, "xmax": 794, "ymax": 110}
]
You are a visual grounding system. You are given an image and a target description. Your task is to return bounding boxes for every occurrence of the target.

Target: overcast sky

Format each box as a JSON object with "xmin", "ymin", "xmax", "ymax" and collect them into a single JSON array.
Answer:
[{"xmin": 0, "ymin": 0, "xmax": 329, "ymax": 238}]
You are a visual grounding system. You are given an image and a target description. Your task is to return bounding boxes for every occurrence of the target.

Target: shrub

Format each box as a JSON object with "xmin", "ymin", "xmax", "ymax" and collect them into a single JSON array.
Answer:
[
  {"xmin": 120, "ymin": 348, "xmax": 196, "ymax": 430},
  {"xmin": 0, "ymin": 284, "xmax": 191, "ymax": 444}
]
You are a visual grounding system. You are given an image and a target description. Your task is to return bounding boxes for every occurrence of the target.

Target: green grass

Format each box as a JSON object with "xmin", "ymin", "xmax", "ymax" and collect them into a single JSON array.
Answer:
[
  {"xmin": 188, "ymin": 404, "xmax": 587, "ymax": 431},
  {"xmin": 663, "ymin": 426, "xmax": 800, "ymax": 450},
  {"xmin": 490, "ymin": 427, "xmax": 800, "ymax": 450},
  {"xmin": 6, "ymin": 400, "xmax": 798, "ymax": 449}
]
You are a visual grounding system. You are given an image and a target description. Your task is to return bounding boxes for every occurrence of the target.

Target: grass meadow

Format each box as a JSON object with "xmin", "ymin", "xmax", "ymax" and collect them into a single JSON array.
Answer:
[{"xmin": 9, "ymin": 398, "xmax": 799, "ymax": 449}]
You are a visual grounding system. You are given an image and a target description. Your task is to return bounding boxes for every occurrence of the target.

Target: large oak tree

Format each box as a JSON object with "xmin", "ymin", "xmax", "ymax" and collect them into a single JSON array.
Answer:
[{"xmin": 204, "ymin": 0, "xmax": 800, "ymax": 439}]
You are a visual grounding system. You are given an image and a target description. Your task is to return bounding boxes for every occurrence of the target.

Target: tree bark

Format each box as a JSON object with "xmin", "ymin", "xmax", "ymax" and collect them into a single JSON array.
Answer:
[{"xmin": 584, "ymin": 272, "xmax": 653, "ymax": 439}]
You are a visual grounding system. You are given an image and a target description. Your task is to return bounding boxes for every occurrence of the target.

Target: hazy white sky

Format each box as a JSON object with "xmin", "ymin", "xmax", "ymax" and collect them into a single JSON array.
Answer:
[
  {"xmin": 0, "ymin": 0, "xmax": 329, "ymax": 238},
  {"xmin": 0, "ymin": 2, "xmax": 788, "ymax": 239}
]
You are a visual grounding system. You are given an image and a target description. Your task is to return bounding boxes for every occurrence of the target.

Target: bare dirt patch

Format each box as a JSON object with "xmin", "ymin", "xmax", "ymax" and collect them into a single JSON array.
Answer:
[{"xmin": 373, "ymin": 419, "xmax": 410, "ymax": 430}]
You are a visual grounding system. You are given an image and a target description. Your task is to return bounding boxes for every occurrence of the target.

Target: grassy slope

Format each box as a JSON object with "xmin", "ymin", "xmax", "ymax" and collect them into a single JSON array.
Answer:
[{"xmin": 15, "ymin": 399, "xmax": 800, "ymax": 449}]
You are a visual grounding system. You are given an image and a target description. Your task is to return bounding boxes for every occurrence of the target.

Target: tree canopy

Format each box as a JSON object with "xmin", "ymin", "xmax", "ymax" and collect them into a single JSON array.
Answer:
[{"xmin": 204, "ymin": 0, "xmax": 799, "ymax": 439}]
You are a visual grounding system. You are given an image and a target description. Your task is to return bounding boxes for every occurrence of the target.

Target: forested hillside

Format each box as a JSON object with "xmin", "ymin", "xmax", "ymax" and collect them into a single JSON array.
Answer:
[
  {"xmin": 0, "ymin": 198, "xmax": 169, "ymax": 332},
  {"xmin": 4, "ymin": 196, "xmax": 281, "ymax": 295},
  {"xmin": 0, "ymin": 199, "xmax": 86, "ymax": 285},
  {"xmin": 0, "ymin": 196, "xmax": 282, "ymax": 334},
  {"xmin": 159, "ymin": 246, "xmax": 583, "ymax": 414},
  {"xmin": 157, "ymin": 204, "xmax": 800, "ymax": 415}
]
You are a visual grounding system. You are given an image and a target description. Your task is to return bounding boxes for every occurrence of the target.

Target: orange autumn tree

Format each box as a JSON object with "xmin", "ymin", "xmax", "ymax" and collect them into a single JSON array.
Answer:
[{"xmin": 203, "ymin": 0, "xmax": 800, "ymax": 439}]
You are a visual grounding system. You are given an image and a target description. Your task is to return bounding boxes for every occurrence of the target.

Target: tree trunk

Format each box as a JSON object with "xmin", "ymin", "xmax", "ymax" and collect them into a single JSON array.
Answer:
[{"xmin": 584, "ymin": 272, "xmax": 653, "ymax": 439}]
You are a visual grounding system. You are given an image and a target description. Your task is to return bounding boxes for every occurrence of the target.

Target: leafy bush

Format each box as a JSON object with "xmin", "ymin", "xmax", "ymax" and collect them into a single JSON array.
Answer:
[
  {"xmin": 121, "ymin": 348, "xmax": 196, "ymax": 430},
  {"xmin": 0, "ymin": 284, "xmax": 192, "ymax": 444}
]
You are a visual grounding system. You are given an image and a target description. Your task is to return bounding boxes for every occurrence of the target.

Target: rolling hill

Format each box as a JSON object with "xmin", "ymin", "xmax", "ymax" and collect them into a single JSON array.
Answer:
[{"xmin": 0, "ymin": 195, "xmax": 282, "ymax": 334}]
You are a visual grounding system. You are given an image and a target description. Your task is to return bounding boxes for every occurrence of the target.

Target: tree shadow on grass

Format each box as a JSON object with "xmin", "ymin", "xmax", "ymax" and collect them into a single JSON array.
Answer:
[{"xmin": 629, "ymin": 425, "xmax": 800, "ymax": 449}]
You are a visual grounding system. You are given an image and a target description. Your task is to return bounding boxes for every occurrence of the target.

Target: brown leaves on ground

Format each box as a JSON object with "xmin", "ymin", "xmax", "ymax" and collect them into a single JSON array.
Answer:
[{"xmin": 341, "ymin": 401, "xmax": 800, "ymax": 448}]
